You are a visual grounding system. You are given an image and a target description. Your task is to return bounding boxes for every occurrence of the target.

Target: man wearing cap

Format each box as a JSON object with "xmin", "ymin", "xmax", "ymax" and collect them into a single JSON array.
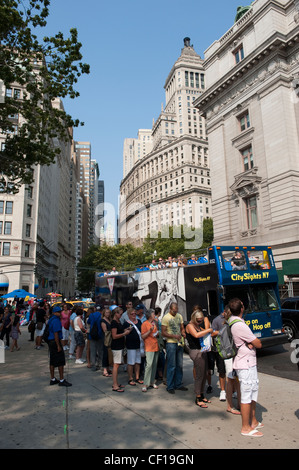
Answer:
[
  {"xmin": 48, "ymin": 306, "xmax": 72, "ymax": 387},
  {"xmin": 135, "ymin": 304, "xmax": 146, "ymax": 324}
]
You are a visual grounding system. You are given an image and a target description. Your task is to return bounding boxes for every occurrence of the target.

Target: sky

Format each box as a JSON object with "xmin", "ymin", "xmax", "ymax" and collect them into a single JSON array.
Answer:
[{"xmin": 42, "ymin": 0, "xmax": 246, "ymax": 235}]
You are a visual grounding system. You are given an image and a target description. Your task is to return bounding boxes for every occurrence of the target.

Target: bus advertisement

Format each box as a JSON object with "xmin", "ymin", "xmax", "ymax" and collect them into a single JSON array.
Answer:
[{"xmin": 95, "ymin": 245, "xmax": 288, "ymax": 348}]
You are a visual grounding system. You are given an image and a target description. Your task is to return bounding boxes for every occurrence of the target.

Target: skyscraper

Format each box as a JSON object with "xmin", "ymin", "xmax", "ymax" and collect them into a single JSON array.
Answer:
[{"xmin": 119, "ymin": 38, "xmax": 212, "ymax": 247}]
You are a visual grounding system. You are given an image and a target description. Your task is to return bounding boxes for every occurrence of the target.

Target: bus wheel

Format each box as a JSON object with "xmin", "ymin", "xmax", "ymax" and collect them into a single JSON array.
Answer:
[{"xmin": 283, "ymin": 322, "xmax": 295, "ymax": 342}]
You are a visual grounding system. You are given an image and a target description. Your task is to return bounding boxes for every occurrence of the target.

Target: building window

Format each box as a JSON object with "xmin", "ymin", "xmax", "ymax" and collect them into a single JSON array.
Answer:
[
  {"xmin": 239, "ymin": 111, "xmax": 250, "ymax": 131},
  {"xmin": 241, "ymin": 146, "xmax": 254, "ymax": 171},
  {"xmin": 27, "ymin": 204, "xmax": 32, "ymax": 217},
  {"xmin": 24, "ymin": 244, "xmax": 30, "ymax": 257},
  {"xmin": 4, "ymin": 222, "xmax": 12, "ymax": 235},
  {"xmin": 234, "ymin": 45, "xmax": 244, "ymax": 64},
  {"xmin": 25, "ymin": 224, "xmax": 31, "ymax": 237},
  {"xmin": 3, "ymin": 242, "xmax": 11, "ymax": 256},
  {"xmin": 245, "ymin": 196, "xmax": 258, "ymax": 229},
  {"xmin": 0, "ymin": 201, "xmax": 3, "ymax": 214},
  {"xmin": 185, "ymin": 71, "xmax": 189, "ymax": 87},
  {"xmin": 5, "ymin": 201, "xmax": 13, "ymax": 214}
]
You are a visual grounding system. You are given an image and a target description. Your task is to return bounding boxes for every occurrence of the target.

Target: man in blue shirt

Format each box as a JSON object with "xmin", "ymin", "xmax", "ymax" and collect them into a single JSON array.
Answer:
[
  {"xmin": 48, "ymin": 306, "xmax": 72, "ymax": 387},
  {"xmin": 87, "ymin": 308, "xmax": 103, "ymax": 371}
]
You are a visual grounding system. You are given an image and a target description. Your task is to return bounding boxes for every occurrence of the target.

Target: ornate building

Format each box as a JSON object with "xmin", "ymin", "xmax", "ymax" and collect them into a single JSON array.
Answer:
[
  {"xmin": 119, "ymin": 38, "xmax": 212, "ymax": 247},
  {"xmin": 195, "ymin": 0, "xmax": 299, "ymax": 289}
]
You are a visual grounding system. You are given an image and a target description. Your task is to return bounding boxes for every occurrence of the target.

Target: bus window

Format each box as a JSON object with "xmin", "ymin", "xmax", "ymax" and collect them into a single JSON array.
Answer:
[
  {"xmin": 222, "ymin": 250, "xmax": 247, "ymax": 271},
  {"xmin": 246, "ymin": 250, "xmax": 270, "ymax": 270},
  {"xmin": 224, "ymin": 285, "xmax": 251, "ymax": 313},
  {"xmin": 251, "ymin": 286, "xmax": 279, "ymax": 311}
]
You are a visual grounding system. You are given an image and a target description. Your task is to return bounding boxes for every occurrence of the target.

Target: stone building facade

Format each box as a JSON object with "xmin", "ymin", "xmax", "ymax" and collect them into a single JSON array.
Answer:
[
  {"xmin": 195, "ymin": 0, "xmax": 299, "ymax": 289},
  {"xmin": 119, "ymin": 39, "xmax": 212, "ymax": 248}
]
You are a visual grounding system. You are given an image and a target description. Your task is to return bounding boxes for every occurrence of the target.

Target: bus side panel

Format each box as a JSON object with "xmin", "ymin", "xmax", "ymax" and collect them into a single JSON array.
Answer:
[{"xmin": 183, "ymin": 264, "xmax": 219, "ymax": 322}]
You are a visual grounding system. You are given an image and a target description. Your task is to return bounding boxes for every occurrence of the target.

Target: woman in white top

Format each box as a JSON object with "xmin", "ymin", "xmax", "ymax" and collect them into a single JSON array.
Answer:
[{"xmin": 74, "ymin": 308, "xmax": 87, "ymax": 364}]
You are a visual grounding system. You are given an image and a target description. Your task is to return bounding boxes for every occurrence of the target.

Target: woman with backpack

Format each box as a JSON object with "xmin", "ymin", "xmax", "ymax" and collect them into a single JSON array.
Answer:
[{"xmin": 185, "ymin": 309, "xmax": 213, "ymax": 408}]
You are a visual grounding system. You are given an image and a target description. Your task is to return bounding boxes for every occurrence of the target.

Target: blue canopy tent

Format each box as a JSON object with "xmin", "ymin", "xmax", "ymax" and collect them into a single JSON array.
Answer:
[{"xmin": 1, "ymin": 289, "xmax": 36, "ymax": 299}]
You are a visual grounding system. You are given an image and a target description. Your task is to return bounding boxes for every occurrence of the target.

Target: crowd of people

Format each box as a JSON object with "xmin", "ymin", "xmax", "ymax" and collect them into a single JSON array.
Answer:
[
  {"xmin": 98, "ymin": 253, "xmax": 208, "ymax": 277},
  {"xmin": 0, "ymin": 295, "xmax": 264, "ymax": 437}
]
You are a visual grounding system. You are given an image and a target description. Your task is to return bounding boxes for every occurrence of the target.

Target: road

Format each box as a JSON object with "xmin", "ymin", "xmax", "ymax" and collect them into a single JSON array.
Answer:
[{"xmin": 257, "ymin": 341, "xmax": 299, "ymax": 382}]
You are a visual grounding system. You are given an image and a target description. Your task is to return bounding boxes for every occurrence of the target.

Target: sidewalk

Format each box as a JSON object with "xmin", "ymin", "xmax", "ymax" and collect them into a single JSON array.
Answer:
[{"xmin": 0, "ymin": 326, "xmax": 298, "ymax": 450}]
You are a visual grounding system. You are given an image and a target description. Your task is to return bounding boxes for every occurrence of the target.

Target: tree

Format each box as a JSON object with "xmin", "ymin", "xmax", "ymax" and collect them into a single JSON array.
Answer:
[
  {"xmin": 142, "ymin": 220, "xmax": 214, "ymax": 262},
  {"xmin": 77, "ymin": 244, "xmax": 145, "ymax": 292},
  {"xmin": 0, "ymin": 0, "xmax": 90, "ymax": 193}
]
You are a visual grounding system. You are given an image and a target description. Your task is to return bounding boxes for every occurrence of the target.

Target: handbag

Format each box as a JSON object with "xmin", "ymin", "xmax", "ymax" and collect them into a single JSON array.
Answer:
[
  {"xmin": 104, "ymin": 330, "xmax": 112, "ymax": 347},
  {"xmin": 200, "ymin": 333, "xmax": 212, "ymax": 352},
  {"xmin": 28, "ymin": 321, "xmax": 35, "ymax": 333}
]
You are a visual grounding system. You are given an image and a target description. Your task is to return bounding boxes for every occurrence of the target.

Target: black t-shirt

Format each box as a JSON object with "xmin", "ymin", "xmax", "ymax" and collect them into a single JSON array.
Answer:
[
  {"xmin": 36, "ymin": 308, "xmax": 46, "ymax": 323},
  {"xmin": 111, "ymin": 319, "xmax": 125, "ymax": 350},
  {"xmin": 123, "ymin": 320, "xmax": 141, "ymax": 349}
]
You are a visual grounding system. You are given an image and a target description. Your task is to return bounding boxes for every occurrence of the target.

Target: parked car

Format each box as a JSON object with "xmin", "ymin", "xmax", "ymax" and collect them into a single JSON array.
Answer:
[{"xmin": 281, "ymin": 297, "xmax": 299, "ymax": 341}]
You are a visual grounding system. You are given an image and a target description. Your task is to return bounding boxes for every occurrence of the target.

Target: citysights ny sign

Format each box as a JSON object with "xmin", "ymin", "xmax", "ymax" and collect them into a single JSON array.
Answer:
[{"xmin": 95, "ymin": 196, "xmax": 205, "ymax": 250}]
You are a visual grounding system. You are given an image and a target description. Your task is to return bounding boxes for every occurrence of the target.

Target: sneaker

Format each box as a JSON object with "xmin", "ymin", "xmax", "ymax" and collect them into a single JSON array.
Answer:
[
  {"xmin": 59, "ymin": 379, "xmax": 72, "ymax": 387},
  {"xmin": 176, "ymin": 386, "xmax": 188, "ymax": 391},
  {"xmin": 75, "ymin": 359, "xmax": 85, "ymax": 364},
  {"xmin": 50, "ymin": 378, "xmax": 59, "ymax": 385},
  {"xmin": 167, "ymin": 389, "xmax": 175, "ymax": 394},
  {"xmin": 219, "ymin": 390, "xmax": 226, "ymax": 401},
  {"xmin": 206, "ymin": 385, "xmax": 213, "ymax": 393},
  {"xmin": 68, "ymin": 355, "xmax": 75, "ymax": 359}
]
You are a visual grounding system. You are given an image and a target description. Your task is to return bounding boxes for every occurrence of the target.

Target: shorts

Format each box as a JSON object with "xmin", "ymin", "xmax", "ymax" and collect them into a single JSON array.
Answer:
[
  {"xmin": 35, "ymin": 323, "xmax": 45, "ymax": 337},
  {"xmin": 48, "ymin": 340, "xmax": 66, "ymax": 367},
  {"xmin": 207, "ymin": 351, "xmax": 226, "ymax": 376},
  {"xmin": 112, "ymin": 349, "xmax": 124, "ymax": 364},
  {"xmin": 225, "ymin": 358, "xmax": 235, "ymax": 379},
  {"xmin": 74, "ymin": 331, "xmax": 85, "ymax": 347},
  {"xmin": 236, "ymin": 366, "xmax": 259, "ymax": 404},
  {"xmin": 127, "ymin": 348, "xmax": 141, "ymax": 365}
]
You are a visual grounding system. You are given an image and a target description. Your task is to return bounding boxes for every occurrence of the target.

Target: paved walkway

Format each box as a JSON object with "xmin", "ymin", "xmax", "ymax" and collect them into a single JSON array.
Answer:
[{"xmin": 0, "ymin": 326, "xmax": 298, "ymax": 450}]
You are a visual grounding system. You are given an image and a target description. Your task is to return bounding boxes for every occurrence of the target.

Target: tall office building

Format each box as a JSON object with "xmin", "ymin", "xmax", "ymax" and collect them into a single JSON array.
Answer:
[
  {"xmin": 123, "ymin": 129, "xmax": 153, "ymax": 178},
  {"xmin": 74, "ymin": 142, "xmax": 101, "ymax": 255},
  {"xmin": 0, "ymin": 90, "xmax": 76, "ymax": 297},
  {"xmin": 119, "ymin": 38, "xmax": 212, "ymax": 247},
  {"xmin": 195, "ymin": 0, "xmax": 299, "ymax": 290},
  {"xmin": 97, "ymin": 180, "xmax": 105, "ymax": 245}
]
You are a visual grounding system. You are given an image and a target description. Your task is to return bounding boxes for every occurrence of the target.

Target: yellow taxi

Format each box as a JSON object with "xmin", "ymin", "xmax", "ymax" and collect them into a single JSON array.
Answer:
[{"xmin": 51, "ymin": 300, "xmax": 95, "ymax": 313}]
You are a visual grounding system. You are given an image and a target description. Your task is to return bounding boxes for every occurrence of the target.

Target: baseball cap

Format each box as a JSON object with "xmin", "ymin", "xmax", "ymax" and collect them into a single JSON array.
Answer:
[
  {"xmin": 53, "ymin": 306, "xmax": 62, "ymax": 313},
  {"xmin": 136, "ymin": 304, "xmax": 145, "ymax": 310}
]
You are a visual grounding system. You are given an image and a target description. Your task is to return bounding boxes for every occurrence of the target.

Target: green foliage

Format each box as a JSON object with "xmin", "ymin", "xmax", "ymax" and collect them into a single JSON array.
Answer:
[{"xmin": 0, "ymin": 0, "xmax": 90, "ymax": 193}]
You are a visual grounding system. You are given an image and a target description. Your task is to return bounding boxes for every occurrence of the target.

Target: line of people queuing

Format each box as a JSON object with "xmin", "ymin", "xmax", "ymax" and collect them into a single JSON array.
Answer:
[
  {"xmin": 2, "ymin": 295, "xmax": 263, "ymax": 437},
  {"xmin": 41, "ymin": 297, "xmax": 263, "ymax": 437}
]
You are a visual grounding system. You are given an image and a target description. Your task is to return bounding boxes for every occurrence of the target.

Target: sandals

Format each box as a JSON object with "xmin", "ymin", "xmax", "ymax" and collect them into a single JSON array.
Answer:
[
  {"xmin": 195, "ymin": 397, "xmax": 208, "ymax": 408},
  {"xmin": 136, "ymin": 379, "xmax": 143, "ymax": 384},
  {"xmin": 112, "ymin": 387, "xmax": 124, "ymax": 393},
  {"xmin": 128, "ymin": 379, "xmax": 136, "ymax": 386},
  {"xmin": 103, "ymin": 372, "xmax": 112, "ymax": 377},
  {"xmin": 200, "ymin": 395, "xmax": 211, "ymax": 403},
  {"xmin": 227, "ymin": 408, "xmax": 241, "ymax": 415}
]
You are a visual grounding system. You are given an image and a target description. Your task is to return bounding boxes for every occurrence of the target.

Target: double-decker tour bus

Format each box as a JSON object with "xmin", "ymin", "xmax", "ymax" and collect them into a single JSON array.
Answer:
[{"xmin": 95, "ymin": 245, "xmax": 288, "ymax": 347}]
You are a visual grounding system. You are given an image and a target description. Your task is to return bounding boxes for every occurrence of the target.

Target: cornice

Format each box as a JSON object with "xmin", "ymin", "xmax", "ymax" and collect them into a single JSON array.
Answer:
[{"xmin": 195, "ymin": 29, "xmax": 299, "ymax": 114}]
